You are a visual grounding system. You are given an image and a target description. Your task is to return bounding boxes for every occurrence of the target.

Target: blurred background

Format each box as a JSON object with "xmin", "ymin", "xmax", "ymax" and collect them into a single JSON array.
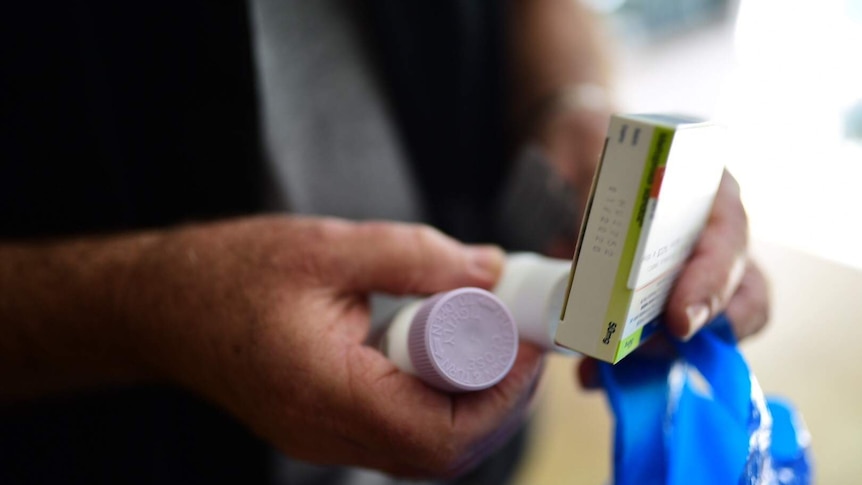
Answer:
[{"xmin": 514, "ymin": 0, "xmax": 862, "ymax": 483}]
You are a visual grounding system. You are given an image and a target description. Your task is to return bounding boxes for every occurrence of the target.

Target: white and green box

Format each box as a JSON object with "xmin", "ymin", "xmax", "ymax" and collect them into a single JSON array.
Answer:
[{"xmin": 555, "ymin": 114, "xmax": 726, "ymax": 363}]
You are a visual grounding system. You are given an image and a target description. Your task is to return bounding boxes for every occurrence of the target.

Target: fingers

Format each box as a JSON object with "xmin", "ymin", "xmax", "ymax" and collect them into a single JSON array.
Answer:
[
  {"xmin": 576, "ymin": 357, "xmax": 601, "ymax": 390},
  {"xmin": 328, "ymin": 221, "xmax": 505, "ymax": 295},
  {"xmin": 576, "ymin": 263, "xmax": 769, "ymax": 395},
  {"xmin": 725, "ymin": 260, "xmax": 770, "ymax": 341},
  {"xmin": 343, "ymin": 343, "xmax": 545, "ymax": 477},
  {"xmin": 666, "ymin": 171, "xmax": 749, "ymax": 340},
  {"xmin": 577, "ymin": 261, "xmax": 769, "ymax": 391},
  {"xmin": 446, "ymin": 342, "xmax": 545, "ymax": 475}
]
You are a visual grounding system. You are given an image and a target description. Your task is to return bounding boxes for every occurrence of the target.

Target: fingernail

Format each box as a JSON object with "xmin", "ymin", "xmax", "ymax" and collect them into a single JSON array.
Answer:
[
  {"xmin": 467, "ymin": 245, "xmax": 505, "ymax": 280},
  {"xmin": 683, "ymin": 304, "xmax": 711, "ymax": 341}
]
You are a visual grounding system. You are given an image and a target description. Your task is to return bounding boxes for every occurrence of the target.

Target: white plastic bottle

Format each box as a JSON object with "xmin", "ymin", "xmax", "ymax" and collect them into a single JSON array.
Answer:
[{"xmin": 493, "ymin": 253, "xmax": 576, "ymax": 353}]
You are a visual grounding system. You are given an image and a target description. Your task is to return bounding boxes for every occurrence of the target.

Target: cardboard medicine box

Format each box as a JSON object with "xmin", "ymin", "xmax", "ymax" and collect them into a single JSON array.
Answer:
[{"xmin": 554, "ymin": 114, "xmax": 726, "ymax": 363}]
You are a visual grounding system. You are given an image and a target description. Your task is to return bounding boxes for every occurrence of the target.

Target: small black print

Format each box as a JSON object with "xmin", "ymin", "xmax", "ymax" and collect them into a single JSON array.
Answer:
[{"xmin": 602, "ymin": 321, "xmax": 617, "ymax": 345}]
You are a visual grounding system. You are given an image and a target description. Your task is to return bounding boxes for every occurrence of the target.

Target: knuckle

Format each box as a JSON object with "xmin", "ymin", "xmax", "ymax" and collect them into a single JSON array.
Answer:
[
  {"xmin": 290, "ymin": 219, "xmax": 351, "ymax": 280},
  {"xmin": 357, "ymin": 220, "xmax": 395, "ymax": 240},
  {"xmin": 317, "ymin": 217, "xmax": 354, "ymax": 242},
  {"xmin": 401, "ymin": 226, "xmax": 448, "ymax": 292},
  {"xmin": 410, "ymin": 224, "xmax": 447, "ymax": 251},
  {"xmin": 362, "ymin": 222, "xmax": 438, "ymax": 255}
]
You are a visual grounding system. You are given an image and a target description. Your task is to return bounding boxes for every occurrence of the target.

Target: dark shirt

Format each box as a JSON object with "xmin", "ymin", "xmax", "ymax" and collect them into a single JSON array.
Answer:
[{"xmin": 0, "ymin": 1, "xmax": 515, "ymax": 483}]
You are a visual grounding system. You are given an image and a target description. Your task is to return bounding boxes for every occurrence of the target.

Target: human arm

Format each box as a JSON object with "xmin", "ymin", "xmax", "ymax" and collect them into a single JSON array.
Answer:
[
  {"xmin": 509, "ymin": 0, "xmax": 614, "ymax": 207},
  {"xmin": 0, "ymin": 231, "xmax": 160, "ymax": 397},
  {"xmin": 0, "ymin": 216, "xmax": 544, "ymax": 477}
]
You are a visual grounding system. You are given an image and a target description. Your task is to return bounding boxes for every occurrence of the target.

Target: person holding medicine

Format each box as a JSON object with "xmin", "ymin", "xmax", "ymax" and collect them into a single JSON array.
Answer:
[{"xmin": 0, "ymin": 1, "xmax": 769, "ymax": 483}]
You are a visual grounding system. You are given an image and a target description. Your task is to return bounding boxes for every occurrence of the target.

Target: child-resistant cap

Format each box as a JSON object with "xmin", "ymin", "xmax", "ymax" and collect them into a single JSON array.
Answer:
[{"xmin": 408, "ymin": 288, "xmax": 518, "ymax": 392}]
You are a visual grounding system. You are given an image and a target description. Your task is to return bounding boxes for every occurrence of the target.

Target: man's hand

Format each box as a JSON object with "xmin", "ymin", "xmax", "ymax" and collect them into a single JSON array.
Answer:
[
  {"xmin": 533, "ymin": 106, "xmax": 769, "ymax": 385},
  {"xmin": 0, "ymin": 216, "xmax": 544, "ymax": 477},
  {"xmin": 575, "ymin": 172, "xmax": 771, "ymax": 388},
  {"xmin": 665, "ymin": 171, "xmax": 769, "ymax": 341},
  {"xmin": 135, "ymin": 217, "xmax": 545, "ymax": 477}
]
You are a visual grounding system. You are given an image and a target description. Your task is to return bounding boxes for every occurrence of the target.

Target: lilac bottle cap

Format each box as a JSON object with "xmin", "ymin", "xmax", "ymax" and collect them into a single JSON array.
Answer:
[{"xmin": 408, "ymin": 288, "xmax": 518, "ymax": 392}]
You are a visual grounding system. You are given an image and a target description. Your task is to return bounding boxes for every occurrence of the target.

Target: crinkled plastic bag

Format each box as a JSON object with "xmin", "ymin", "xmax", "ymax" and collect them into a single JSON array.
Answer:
[{"xmin": 600, "ymin": 314, "xmax": 812, "ymax": 485}]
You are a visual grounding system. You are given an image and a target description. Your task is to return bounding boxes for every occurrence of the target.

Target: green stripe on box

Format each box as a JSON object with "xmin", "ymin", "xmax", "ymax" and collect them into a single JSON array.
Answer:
[
  {"xmin": 601, "ymin": 127, "xmax": 674, "ymax": 358},
  {"xmin": 615, "ymin": 327, "xmax": 644, "ymax": 361}
]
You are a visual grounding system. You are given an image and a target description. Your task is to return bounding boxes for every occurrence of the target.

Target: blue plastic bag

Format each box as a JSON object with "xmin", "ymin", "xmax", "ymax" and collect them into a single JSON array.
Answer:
[{"xmin": 600, "ymin": 314, "xmax": 812, "ymax": 485}]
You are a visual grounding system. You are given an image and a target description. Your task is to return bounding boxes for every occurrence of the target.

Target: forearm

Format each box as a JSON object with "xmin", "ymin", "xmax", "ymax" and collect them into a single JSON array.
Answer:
[
  {"xmin": 509, "ymin": 0, "xmax": 614, "ymax": 125},
  {"xmin": 0, "ymin": 232, "xmax": 161, "ymax": 400},
  {"xmin": 506, "ymin": 0, "xmax": 616, "ymax": 236}
]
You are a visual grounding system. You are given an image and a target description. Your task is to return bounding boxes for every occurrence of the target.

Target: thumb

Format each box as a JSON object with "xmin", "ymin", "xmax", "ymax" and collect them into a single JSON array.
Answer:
[{"xmin": 330, "ymin": 222, "xmax": 505, "ymax": 295}]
